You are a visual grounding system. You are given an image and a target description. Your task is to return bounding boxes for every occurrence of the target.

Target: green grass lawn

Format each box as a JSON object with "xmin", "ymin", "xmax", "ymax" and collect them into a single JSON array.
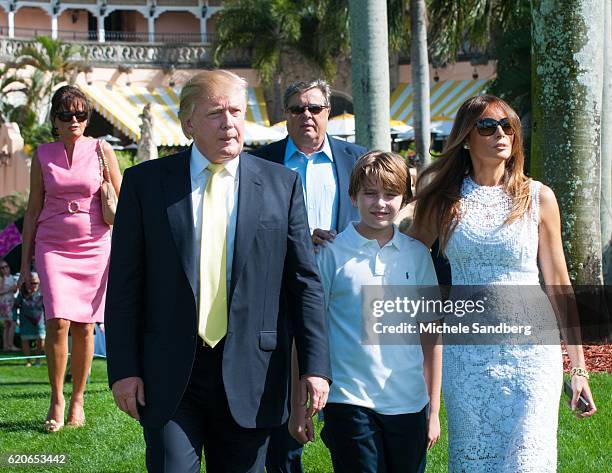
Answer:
[{"xmin": 0, "ymin": 357, "xmax": 609, "ymax": 472}]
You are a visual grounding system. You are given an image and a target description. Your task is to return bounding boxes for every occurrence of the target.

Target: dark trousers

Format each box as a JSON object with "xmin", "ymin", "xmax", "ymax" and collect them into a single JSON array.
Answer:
[
  {"xmin": 321, "ymin": 403, "xmax": 427, "ymax": 473},
  {"xmin": 265, "ymin": 421, "xmax": 304, "ymax": 473},
  {"xmin": 143, "ymin": 342, "xmax": 271, "ymax": 473}
]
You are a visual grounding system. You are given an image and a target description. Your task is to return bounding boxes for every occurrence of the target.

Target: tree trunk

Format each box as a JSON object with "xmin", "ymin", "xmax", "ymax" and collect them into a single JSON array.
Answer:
[
  {"xmin": 410, "ymin": 0, "xmax": 431, "ymax": 171},
  {"xmin": 348, "ymin": 0, "xmax": 391, "ymax": 150},
  {"xmin": 601, "ymin": 1, "xmax": 612, "ymax": 284},
  {"xmin": 531, "ymin": 0, "xmax": 605, "ymax": 285}
]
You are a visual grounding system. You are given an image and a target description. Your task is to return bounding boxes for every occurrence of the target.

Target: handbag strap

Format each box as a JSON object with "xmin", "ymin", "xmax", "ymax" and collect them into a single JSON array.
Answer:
[{"xmin": 97, "ymin": 139, "xmax": 111, "ymax": 184}]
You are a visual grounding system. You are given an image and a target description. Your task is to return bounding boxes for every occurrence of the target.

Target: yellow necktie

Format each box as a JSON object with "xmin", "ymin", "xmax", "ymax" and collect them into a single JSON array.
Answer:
[{"xmin": 198, "ymin": 163, "xmax": 228, "ymax": 347}]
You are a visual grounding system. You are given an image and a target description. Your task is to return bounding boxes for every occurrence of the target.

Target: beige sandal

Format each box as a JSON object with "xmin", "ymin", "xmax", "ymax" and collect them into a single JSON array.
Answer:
[{"xmin": 43, "ymin": 419, "xmax": 64, "ymax": 433}]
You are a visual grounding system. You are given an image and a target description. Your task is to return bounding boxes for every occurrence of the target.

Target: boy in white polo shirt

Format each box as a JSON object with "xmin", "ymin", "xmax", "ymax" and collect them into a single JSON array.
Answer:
[{"xmin": 289, "ymin": 151, "xmax": 441, "ymax": 473}]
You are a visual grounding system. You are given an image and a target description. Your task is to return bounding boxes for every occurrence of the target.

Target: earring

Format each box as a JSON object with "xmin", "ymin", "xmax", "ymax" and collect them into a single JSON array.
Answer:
[{"xmin": 463, "ymin": 142, "xmax": 470, "ymax": 150}]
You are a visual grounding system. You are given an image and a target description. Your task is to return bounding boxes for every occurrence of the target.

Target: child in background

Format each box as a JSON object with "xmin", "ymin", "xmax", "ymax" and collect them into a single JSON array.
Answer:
[
  {"xmin": 290, "ymin": 151, "xmax": 442, "ymax": 473},
  {"xmin": 14, "ymin": 272, "xmax": 46, "ymax": 366},
  {"xmin": 0, "ymin": 259, "xmax": 18, "ymax": 351}
]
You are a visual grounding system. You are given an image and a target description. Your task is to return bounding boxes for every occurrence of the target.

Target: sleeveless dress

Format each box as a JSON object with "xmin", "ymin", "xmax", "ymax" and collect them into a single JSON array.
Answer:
[
  {"xmin": 35, "ymin": 139, "xmax": 110, "ymax": 323},
  {"xmin": 443, "ymin": 176, "xmax": 562, "ymax": 472}
]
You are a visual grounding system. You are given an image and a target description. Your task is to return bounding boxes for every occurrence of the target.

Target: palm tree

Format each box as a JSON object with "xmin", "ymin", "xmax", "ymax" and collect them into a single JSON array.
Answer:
[
  {"xmin": 348, "ymin": 0, "xmax": 391, "ymax": 150},
  {"xmin": 531, "ymin": 0, "xmax": 605, "ymax": 285},
  {"xmin": 212, "ymin": 0, "xmax": 350, "ymax": 122},
  {"xmin": 602, "ymin": 1, "xmax": 612, "ymax": 284},
  {"xmin": 410, "ymin": 0, "xmax": 430, "ymax": 170},
  {"xmin": 213, "ymin": 0, "xmax": 409, "ymax": 124},
  {"xmin": 15, "ymin": 36, "xmax": 82, "ymax": 121}
]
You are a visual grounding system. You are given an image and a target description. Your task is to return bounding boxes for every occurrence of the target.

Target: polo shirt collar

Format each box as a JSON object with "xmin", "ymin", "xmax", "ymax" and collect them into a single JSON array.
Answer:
[
  {"xmin": 346, "ymin": 222, "xmax": 402, "ymax": 250},
  {"xmin": 284, "ymin": 135, "xmax": 333, "ymax": 163}
]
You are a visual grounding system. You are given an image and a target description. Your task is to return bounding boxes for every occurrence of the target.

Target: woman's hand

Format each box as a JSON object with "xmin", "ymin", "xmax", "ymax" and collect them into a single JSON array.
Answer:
[
  {"xmin": 288, "ymin": 404, "xmax": 315, "ymax": 444},
  {"xmin": 426, "ymin": 410, "xmax": 441, "ymax": 450},
  {"xmin": 570, "ymin": 375, "xmax": 597, "ymax": 419},
  {"xmin": 16, "ymin": 270, "xmax": 31, "ymax": 290}
]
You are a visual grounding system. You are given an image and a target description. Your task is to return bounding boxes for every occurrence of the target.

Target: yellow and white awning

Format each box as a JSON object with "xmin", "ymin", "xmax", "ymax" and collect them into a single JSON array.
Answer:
[
  {"xmin": 390, "ymin": 80, "xmax": 487, "ymax": 124},
  {"xmin": 79, "ymin": 83, "xmax": 270, "ymax": 146}
]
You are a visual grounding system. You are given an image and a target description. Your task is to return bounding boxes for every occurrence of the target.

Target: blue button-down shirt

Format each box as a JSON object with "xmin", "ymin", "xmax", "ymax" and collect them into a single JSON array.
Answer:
[{"xmin": 284, "ymin": 136, "xmax": 338, "ymax": 234}]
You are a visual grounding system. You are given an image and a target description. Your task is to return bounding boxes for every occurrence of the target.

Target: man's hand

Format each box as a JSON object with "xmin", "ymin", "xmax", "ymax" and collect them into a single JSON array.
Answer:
[
  {"xmin": 311, "ymin": 228, "xmax": 336, "ymax": 252},
  {"xmin": 288, "ymin": 404, "xmax": 315, "ymax": 444},
  {"xmin": 112, "ymin": 376, "xmax": 145, "ymax": 420},
  {"xmin": 300, "ymin": 375, "xmax": 329, "ymax": 417}
]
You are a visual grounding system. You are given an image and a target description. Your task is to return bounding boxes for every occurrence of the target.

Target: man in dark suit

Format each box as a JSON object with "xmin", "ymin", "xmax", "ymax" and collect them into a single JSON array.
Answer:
[
  {"xmin": 105, "ymin": 70, "xmax": 331, "ymax": 473},
  {"xmin": 251, "ymin": 80, "xmax": 366, "ymax": 473}
]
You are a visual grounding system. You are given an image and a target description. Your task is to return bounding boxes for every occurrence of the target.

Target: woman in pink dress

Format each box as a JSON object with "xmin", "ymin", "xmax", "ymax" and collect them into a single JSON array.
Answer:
[{"xmin": 19, "ymin": 85, "xmax": 121, "ymax": 432}]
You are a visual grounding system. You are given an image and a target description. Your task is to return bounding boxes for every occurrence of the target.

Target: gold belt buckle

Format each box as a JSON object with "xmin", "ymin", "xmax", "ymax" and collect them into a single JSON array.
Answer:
[{"xmin": 67, "ymin": 200, "xmax": 80, "ymax": 214}]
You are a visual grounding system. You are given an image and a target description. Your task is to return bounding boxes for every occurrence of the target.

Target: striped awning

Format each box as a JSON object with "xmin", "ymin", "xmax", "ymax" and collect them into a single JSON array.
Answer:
[
  {"xmin": 79, "ymin": 83, "xmax": 270, "ymax": 146},
  {"xmin": 390, "ymin": 80, "xmax": 487, "ymax": 124}
]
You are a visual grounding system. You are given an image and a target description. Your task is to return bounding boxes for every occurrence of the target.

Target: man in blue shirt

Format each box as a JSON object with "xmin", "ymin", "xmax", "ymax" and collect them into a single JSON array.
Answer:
[{"xmin": 252, "ymin": 80, "xmax": 366, "ymax": 473}]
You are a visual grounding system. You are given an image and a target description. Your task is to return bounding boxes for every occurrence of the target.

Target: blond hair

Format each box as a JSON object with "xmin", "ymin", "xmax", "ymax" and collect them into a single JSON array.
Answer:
[
  {"xmin": 412, "ymin": 94, "xmax": 531, "ymax": 253},
  {"xmin": 178, "ymin": 70, "xmax": 248, "ymax": 139},
  {"xmin": 349, "ymin": 151, "xmax": 411, "ymax": 206}
]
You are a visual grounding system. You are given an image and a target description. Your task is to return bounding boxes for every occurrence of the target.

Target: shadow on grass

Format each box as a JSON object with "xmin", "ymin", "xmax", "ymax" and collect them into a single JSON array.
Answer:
[
  {"xmin": 0, "ymin": 381, "xmax": 49, "ymax": 386},
  {"xmin": 1, "ymin": 386, "xmax": 109, "ymax": 400},
  {"xmin": 0, "ymin": 419, "xmax": 45, "ymax": 433}
]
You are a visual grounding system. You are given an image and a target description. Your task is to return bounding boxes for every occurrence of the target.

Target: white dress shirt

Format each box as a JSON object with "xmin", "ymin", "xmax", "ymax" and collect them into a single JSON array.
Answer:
[
  {"xmin": 284, "ymin": 136, "xmax": 338, "ymax": 233},
  {"xmin": 190, "ymin": 144, "xmax": 239, "ymax": 296}
]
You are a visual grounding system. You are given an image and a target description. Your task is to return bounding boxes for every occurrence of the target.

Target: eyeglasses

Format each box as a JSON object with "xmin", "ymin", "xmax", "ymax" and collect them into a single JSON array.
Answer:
[
  {"xmin": 475, "ymin": 118, "xmax": 514, "ymax": 136},
  {"xmin": 56, "ymin": 111, "xmax": 88, "ymax": 122},
  {"xmin": 287, "ymin": 104, "xmax": 329, "ymax": 116}
]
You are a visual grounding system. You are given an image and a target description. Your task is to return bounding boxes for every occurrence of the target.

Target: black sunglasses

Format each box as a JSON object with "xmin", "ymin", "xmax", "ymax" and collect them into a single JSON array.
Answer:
[
  {"xmin": 475, "ymin": 117, "xmax": 514, "ymax": 136},
  {"xmin": 287, "ymin": 104, "xmax": 329, "ymax": 116},
  {"xmin": 56, "ymin": 111, "xmax": 88, "ymax": 122}
]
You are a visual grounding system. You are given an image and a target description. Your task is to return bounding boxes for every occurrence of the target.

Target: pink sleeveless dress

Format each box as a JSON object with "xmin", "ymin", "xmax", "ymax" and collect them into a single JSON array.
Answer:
[{"xmin": 35, "ymin": 138, "xmax": 110, "ymax": 323}]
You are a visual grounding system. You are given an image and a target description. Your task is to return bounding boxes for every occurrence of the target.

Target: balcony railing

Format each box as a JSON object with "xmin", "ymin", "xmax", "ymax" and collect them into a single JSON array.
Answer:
[
  {"xmin": 0, "ymin": 37, "xmax": 252, "ymax": 68},
  {"xmin": 0, "ymin": 26, "xmax": 214, "ymax": 44}
]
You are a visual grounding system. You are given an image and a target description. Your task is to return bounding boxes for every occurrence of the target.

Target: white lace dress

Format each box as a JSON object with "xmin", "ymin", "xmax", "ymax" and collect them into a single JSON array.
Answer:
[{"xmin": 443, "ymin": 176, "xmax": 562, "ymax": 472}]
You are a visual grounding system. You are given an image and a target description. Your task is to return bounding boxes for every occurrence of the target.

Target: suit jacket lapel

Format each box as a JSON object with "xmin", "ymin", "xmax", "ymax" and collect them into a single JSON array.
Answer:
[
  {"xmin": 329, "ymin": 136, "xmax": 353, "ymax": 230},
  {"xmin": 163, "ymin": 150, "xmax": 197, "ymax": 299},
  {"xmin": 230, "ymin": 152, "xmax": 262, "ymax": 302},
  {"xmin": 268, "ymin": 137, "xmax": 288, "ymax": 165}
]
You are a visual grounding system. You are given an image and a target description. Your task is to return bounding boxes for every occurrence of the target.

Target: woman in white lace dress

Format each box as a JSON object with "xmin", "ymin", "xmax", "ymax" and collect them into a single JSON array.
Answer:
[{"xmin": 409, "ymin": 95, "xmax": 596, "ymax": 472}]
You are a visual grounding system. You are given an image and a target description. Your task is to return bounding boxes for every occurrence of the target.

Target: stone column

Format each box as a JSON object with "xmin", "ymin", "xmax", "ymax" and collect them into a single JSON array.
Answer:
[
  {"xmin": 8, "ymin": 10, "xmax": 14, "ymax": 38},
  {"xmin": 98, "ymin": 15, "xmax": 105, "ymax": 42},
  {"xmin": 51, "ymin": 14, "xmax": 58, "ymax": 39}
]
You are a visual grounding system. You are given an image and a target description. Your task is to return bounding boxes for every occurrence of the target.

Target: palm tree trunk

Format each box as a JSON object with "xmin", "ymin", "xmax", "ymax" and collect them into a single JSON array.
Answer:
[
  {"xmin": 531, "ymin": 0, "xmax": 605, "ymax": 284},
  {"xmin": 410, "ymin": 0, "xmax": 431, "ymax": 171},
  {"xmin": 348, "ymin": 0, "xmax": 391, "ymax": 150},
  {"xmin": 601, "ymin": 1, "xmax": 612, "ymax": 284}
]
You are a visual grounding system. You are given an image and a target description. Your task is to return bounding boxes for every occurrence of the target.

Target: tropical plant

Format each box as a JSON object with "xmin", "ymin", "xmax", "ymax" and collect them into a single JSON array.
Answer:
[
  {"xmin": 0, "ymin": 192, "xmax": 28, "ymax": 230},
  {"xmin": 212, "ymin": 0, "xmax": 408, "ymax": 123},
  {"xmin": 427, "ymin": 0, "xmax": 527, "ymax": 64},
  {"xmin": 14, "ymin": 36, "xmax": 83, "ymax": 121}
]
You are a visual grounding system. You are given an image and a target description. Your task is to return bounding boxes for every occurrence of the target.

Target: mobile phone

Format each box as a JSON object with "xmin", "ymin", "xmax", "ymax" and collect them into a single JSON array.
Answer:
[{"xmin": 563, "ymin": 380, "xmax": 590, "ymax": 412}]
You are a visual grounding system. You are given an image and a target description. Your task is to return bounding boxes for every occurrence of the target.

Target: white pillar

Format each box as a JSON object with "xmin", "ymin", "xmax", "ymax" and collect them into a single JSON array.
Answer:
[
  {"xmin": 98, "ymin": 15, "xmax": 105, "ymax": 42},
  {"xmin": 8, "ymin": 11, "xmax": 14, "ymax": 38},
  {"xmin": 199, "ymin": 15, "xmax": 208, "ymax": 42},
  {"xmin": 51, "ymin": 15, "xmax": 58, "ymax": 39},
  {"xmin": 148, "ymin": 16, "xmax": 155, "ymax": 43}
]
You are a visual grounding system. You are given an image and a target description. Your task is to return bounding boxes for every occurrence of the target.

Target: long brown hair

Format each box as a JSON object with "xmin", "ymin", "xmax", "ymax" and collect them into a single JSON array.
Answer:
[{"xmin": 412, "ymin": 94, "xmax": 532, "ymax": 252}]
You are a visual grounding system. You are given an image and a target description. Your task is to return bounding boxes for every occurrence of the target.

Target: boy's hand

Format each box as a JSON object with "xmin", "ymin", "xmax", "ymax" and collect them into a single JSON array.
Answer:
[
  {"xmin": 288, "ymin": 404, "xmax": 315, "ymax": 444},
  {"xmin": 426, "ymin": 410, "xmax": 440, "ymax": 450}
]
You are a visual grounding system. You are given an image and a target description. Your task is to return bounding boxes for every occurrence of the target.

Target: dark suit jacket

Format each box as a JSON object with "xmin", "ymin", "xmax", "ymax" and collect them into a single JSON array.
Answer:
[
  {"xmin": 105, "ymin": 149, "xmax": 331, "ymax": 429},
  {"xmin": 250, "ymin": 135, "xmax": 366, "ymax": 232}
]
